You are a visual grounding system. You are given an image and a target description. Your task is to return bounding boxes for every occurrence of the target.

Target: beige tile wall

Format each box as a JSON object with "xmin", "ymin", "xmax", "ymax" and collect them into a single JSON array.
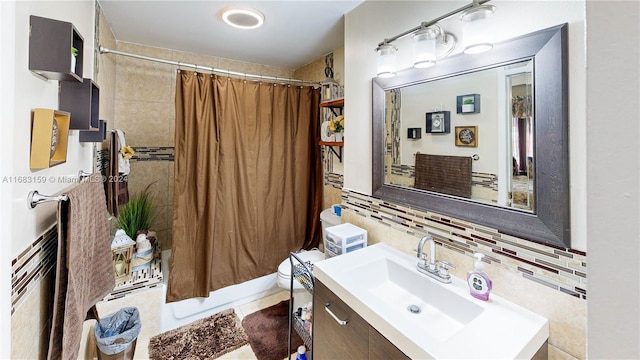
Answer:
[{"xmin": 10, "ymin": 265, "xmax": 55, "ymax": 359}]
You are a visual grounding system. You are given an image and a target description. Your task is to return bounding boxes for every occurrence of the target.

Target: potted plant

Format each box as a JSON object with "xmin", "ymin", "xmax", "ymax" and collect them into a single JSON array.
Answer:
[
  {"xmin": 71, "ymin": 47, "xmax": 78, "ymax": 73},
  {"xmin": 116, "ymin": 183, "xmax": 156, "ymax": 240},
  {"xmin": 462, "ymin": 97, "xmax": 475, "ymax": 112}
]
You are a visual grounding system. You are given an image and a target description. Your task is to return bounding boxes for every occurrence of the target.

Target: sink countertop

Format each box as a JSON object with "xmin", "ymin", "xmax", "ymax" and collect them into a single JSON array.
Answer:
[{"xmin": 313, "ymin": 243, "xmax": 549, "ymax": 359}]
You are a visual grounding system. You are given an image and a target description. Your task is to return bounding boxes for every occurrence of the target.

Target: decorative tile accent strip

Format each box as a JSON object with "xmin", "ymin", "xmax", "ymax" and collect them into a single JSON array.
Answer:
[
  {"xmin": 131, "ymin": 146, "xmax": 174, "ymax": 162},
  {"xmin": 389, "ymin": 164, "xmax": 498, "ymax": 192},
  {"xmin": 390, "ymin": 164, "xmax": 415, "ymax": 178},
  {"xmin": 11, "ymin": 225, "xmax": 164, "ymax": 316},
  {"xmin": 11, "ymin": 226, "xmax": 57, "ymax": 315},
  {"xmin": 325, "ymin": 172, "xmax": 344, "ymax": 189},
  {"xmin": 343, "ymin": 189, "xmax": 587, "ymax": 300},
  {"xmin": 96, "ymin": 148, "xmax": 109, "ymax": 174}
]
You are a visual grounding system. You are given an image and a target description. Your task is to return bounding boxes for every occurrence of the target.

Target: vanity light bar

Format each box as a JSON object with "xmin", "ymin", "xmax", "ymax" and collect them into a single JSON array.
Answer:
[
  {"xmin": 375, "ymin": 0, "xmax": 492, "ymax": 49},
  {"xmin": 375, "ymin": 0, "xmax": 493, "ymax": 76}
]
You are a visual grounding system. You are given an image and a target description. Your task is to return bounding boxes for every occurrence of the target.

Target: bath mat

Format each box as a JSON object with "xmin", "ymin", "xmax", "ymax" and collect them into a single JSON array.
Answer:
[
  {"xmin": 148, "ymin": 308, "xmax": 248, "ymax": 359},
  {"xmin": 241, "ymin": 300, "xmax": 304, "ymax": 360}
]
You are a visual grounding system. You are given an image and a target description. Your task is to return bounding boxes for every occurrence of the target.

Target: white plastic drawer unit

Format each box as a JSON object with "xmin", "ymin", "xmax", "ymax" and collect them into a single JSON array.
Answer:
[{"xmin": 324, "ymin": 223, "xmax": 367, "ymax": 259}]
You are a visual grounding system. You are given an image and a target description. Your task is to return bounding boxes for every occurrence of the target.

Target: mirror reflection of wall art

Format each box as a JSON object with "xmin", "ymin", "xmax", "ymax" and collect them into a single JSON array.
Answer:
[
  {"xmin": 426, "ymin": 111, "xmax": 451, "ymax": 133},
  {"xmin": 407, "ymin": 127, "xmax": 422, "ymax": 139},
  {"xmin": 457, "ymin": 94, "xmax": 480, "ymax": 114},
  {"xmin": 455, "ymin": 126, "xmax": 478, "ymax": 147}
]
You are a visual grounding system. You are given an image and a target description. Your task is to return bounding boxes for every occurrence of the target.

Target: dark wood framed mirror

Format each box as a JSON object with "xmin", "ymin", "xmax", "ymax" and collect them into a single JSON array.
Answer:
[{"xmin": 372, "ymin": 23, "xmax": 570, "ymax": 247}]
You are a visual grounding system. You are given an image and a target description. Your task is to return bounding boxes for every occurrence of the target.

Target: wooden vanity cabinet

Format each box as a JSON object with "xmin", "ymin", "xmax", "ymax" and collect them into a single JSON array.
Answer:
[
  {"xmin": 313, "ymin": 280, "xmax": 409, "ymax": 360},
  {"xmin": 369, "ymin": 326, "xmax": 411, "ymax": 360}
]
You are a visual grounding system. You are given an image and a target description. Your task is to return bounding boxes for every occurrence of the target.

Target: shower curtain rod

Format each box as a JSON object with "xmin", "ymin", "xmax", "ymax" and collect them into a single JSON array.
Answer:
[{"xmin": 99, "ymin": 46, "xmax": 321, "ymax": 86}]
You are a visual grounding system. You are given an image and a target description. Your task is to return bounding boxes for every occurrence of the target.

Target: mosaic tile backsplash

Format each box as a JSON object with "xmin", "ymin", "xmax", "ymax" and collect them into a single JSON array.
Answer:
[
  {"xmin": 342, "ymin": 189, "xmax": 587, "ymax": 300},
  {"xmin": 10, "ymin": 225, "xmax": 57, "ymax": 315},
  {"xmin": 131, "ymin": 147, "xmax": 175, "ymax": 162},
  {"xmin": 11, "ymin": 225, "xmax": 164, "ymax": 313},
  {"xmin": 97, "ymin": 146, "xmax": 175, "ymax": 169}
]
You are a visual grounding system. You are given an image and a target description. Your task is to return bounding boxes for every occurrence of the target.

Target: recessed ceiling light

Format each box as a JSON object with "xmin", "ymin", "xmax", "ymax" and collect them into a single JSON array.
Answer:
[{"xmin": 221, "ymin": 7, "xmax": 264, "ymax": 30}]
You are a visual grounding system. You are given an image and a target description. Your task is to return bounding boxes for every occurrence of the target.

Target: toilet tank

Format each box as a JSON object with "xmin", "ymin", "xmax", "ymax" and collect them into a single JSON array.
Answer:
[{"xmin": 320, "ymin": 208, "xmax": 341, "ymax": 246}]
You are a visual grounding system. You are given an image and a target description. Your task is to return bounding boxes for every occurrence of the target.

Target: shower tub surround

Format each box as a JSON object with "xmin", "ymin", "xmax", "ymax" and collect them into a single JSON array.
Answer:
[
  {"xmin": 160, "ymin": 250, "xmax": 281, "ymax": 332},
  {"xmin": 340, "ymin": 189, "xmax": 587, "ymax": 359}
]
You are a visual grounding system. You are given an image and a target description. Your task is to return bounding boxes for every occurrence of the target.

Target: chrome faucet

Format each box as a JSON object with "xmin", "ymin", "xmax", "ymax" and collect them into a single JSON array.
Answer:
[{"xmin": 416, "ymin": 235, "xmax": 456, "ymax": 283}]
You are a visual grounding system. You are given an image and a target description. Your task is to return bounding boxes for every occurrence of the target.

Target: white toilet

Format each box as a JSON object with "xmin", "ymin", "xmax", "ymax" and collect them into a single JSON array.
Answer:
[{"xmin": 276, "ymin": 207, "xmax": 341, "ymax": 311}]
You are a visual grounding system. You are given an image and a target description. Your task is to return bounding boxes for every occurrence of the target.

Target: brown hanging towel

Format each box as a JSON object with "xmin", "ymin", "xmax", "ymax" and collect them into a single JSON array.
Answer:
[
  {"xmin": 106, "ymin": 130, "xmax": 130, "ymax": 216},
  {"xmin": 47, "ymin": 173, "xmax": 115, "ymax": 360}
]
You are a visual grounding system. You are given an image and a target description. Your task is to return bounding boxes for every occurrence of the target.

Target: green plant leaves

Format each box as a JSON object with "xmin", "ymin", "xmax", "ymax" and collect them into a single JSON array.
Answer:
[{"xmin": 116, "ymin": 183, "xmax": 157, "ymax": 239}]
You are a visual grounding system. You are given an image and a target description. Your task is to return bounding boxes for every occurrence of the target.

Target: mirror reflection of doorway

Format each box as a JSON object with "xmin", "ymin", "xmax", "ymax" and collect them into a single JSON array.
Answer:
[{"xmin": 508, "ymin": 70, "xmax": 534, "ymax": 210}]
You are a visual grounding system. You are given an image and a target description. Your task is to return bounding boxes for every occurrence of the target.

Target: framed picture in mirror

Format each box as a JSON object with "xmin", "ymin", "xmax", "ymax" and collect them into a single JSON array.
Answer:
[
  {"xmin": 455, "ymin": 126, "xmax": 477, "ymax": 147},
  {"xmin": 426, "ymin": 111, "xmax": 450, "ymax": 133},
  {"xmin": 457, "ymin": 94, "xmax": 480, "ymax": 114}
]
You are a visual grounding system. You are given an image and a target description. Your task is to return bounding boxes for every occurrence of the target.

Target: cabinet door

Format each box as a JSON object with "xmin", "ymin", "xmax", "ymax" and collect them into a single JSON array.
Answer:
[
  {"xmin": 369, "ymin": 327, "xmax": 411, "ymax": 360},
  {"xmin": 313, "ymin": 280, "xmax": 368, "ymax": 360}
]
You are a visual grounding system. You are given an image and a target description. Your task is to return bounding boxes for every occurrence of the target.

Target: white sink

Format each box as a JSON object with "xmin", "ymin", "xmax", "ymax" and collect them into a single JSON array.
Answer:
[{"xmin": 314, "ymin": 243, "xmax": 549, "ymax": 359}]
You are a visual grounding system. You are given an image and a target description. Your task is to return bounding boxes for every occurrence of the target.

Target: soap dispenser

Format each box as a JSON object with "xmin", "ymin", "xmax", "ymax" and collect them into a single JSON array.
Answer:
[{"xmin": 467, "ymin": 253, "xmax": 492, "ymax": 301}]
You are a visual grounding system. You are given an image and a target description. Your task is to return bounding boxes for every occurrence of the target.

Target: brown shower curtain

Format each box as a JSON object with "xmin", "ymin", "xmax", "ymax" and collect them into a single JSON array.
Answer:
[{"xmin": 167, "ymin": 72, "xmax": 322, "ymax": 302}]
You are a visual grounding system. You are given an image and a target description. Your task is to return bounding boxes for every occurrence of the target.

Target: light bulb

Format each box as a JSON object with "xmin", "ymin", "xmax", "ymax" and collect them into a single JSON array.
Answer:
[
  {"xmin": 376, "ymin": 44, "xmax": 397, "ymax": 78},
  {"xmin": 413, "ymin": 27, "xmax": 439, "ymax": 68}
]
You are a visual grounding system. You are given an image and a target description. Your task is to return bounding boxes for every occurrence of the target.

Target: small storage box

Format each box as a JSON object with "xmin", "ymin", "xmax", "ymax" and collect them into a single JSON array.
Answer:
[{"xmin": 324, "ymin": 223, "xmax": 367, "ymax": 259}]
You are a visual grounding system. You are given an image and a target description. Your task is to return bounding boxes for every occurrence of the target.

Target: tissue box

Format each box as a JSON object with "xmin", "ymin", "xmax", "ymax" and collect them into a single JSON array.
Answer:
[{"xmin": 324, "ymin": 223, "xmax": 367, "ymax": 259}]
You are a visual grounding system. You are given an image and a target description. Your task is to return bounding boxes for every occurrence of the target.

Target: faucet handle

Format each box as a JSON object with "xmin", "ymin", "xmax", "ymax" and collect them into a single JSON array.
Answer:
[
  {"xmin": 418, "ymin": 253, "xmax": 428, "ymax": 268},
  {"xmin": 436, "ymin": 260, "xmax": 456, "ymax": 277}
]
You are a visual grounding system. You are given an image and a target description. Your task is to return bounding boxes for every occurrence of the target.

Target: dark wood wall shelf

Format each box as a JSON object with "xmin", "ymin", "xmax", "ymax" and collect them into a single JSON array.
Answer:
[
  {"xmin": 79, "ymin": 120, "xmax": 107, "ymax": 143},
  {"xmin": 320, "ymin": 97, "xmax": 345, "ymax": 162},
  {"xmin": 320, "ymin": 98, "xmax": 344, "ymax": 117},
  {"xmin": 59, "ymin": 78, "xmax": 99, "ymax": 130},
  {"xmin": 319, "ymin": 141, "xmax": 343, "ymax": 162},
  {"xmin": 29, "ymin": 15, "xmax": 84, "ymax": 82}
]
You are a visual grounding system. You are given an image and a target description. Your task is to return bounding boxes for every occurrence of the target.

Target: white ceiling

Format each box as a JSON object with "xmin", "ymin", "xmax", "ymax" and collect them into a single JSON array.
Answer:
[{"xmin": 98, "ymin": 1, "xmax": 364, "ymax": 70}]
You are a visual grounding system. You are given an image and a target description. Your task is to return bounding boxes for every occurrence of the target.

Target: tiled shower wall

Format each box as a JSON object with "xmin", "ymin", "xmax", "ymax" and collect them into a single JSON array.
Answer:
[{"xmin": 111, "ymin": 42, "xmax": 296, "ymax": 250}]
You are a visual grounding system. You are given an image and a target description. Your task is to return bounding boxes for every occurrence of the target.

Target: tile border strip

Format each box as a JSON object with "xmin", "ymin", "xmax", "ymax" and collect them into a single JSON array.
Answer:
[
  {"xmin": 11, "ymin": 226, "xmax": 164, "ymax": 315},
  {"xmin": 11, "ymin": 226, "xmax": 57, "ymax": 315},
  {"xmin": 131, "ymin": 146, "xmax": 174, "ymax": 162},
  {"xmin": 343, "ymin": 189, "xmax": 587, "ymax": 300}
]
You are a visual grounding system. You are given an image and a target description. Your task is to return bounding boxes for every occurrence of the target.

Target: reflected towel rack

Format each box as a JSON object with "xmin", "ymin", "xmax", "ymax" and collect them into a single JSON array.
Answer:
[{"xmin": 27, "ymin": 191, "xmax": 68, "ymax": 209}]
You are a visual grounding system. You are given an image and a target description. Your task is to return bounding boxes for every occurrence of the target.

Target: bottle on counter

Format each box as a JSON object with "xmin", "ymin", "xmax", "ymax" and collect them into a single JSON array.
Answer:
[{"xmin": 467, "ymin": 253, "xmax": 493, "ymax": 301}]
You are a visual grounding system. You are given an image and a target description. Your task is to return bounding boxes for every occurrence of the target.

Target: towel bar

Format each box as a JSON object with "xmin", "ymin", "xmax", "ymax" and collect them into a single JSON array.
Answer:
[
  {"xmin": 78, "ymin": 170, "xmax": 92, "ymax": 179},
  {"xmin": 27, "ymin": 190, "xmax": 68, "ymax": 209}
]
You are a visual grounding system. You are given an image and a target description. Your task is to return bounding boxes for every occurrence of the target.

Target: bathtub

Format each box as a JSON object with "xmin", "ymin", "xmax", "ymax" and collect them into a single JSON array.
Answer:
[{"xmin": 160, "ymin": 249, "xmax": 281, "ymax": 332}]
